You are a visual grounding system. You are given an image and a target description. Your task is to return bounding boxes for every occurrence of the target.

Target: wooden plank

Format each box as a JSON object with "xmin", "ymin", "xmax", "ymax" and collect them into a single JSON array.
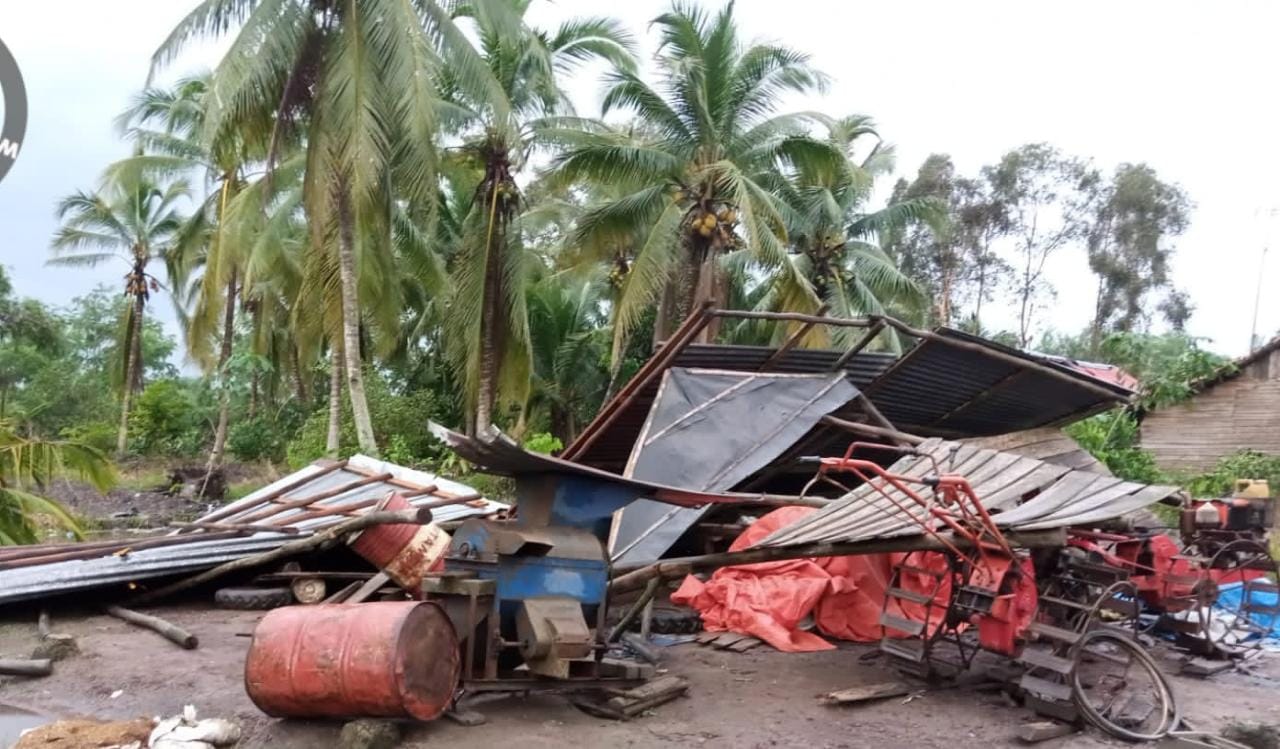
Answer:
[
  {"xmin": 346, "ymin": 572, "xmax": 391, "ymax": 604},
  {"xmin": 710, "ymin": 632, "xmax": 748, "ymax": 649},
  {"xmin": 727, "ymin": 636, "xmax": 762, "ymax": 652},
  {"xmin": 820, "ymin": 681, "xmax": 914, "ymax": 705},
  {"xmin": 696, "ymin": 630, "xmax": 721, "ymax": 645}
]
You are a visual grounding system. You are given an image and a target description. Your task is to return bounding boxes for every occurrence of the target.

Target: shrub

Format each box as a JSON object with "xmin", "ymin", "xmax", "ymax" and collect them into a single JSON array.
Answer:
[
  {"xmin": 523, "ymin": 432, "xmax": 563, "ymax": 455},
  {"xmin": 60, "ymin": 420, "xmax": 117, "ymax": 454},
  {"xmin": 1180, "ymin": 450, "xmax": 1280, "ymax": 498},
  {"xmin": 285, "ymin": 374, "xmax": 448, "ymax": 468},
  {"xmin": 129, "ymin": 379, "xmax": 204, "ymax": 456}
]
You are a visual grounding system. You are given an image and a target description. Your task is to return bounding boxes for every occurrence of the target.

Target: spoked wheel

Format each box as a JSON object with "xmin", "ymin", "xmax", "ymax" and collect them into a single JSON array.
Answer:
[
  {"xmin": 1084, "ymin": 580, "xmax": 1150, "ymax": 638},
  {"xmin": 1071, "ymin": 629, "xmax": 1178, "ymax": 742},
  {"xmin": 1191, "ymin": 540, "xmax": 1279, "ymax": 657}
]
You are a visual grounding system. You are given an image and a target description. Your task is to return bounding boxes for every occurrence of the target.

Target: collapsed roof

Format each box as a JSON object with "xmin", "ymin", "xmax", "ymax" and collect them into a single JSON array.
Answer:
[{"xmin": 565, "ymin": 308, "xmax": 1134, "ymax": 475}]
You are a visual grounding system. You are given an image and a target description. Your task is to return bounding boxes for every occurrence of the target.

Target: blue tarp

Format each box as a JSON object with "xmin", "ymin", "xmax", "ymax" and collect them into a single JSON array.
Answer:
[{"xmin": 1216, "ymin": 581, "xmax": 1280, "ymax": 643}]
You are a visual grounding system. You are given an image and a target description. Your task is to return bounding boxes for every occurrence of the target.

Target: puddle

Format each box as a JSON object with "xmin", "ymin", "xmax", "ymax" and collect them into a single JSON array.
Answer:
[{"xmin": 0, "ymin": 706, "xmax": 46, "ymax": 748}]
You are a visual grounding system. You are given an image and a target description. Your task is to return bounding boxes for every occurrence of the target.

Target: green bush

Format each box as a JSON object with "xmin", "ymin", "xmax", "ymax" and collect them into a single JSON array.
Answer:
[
  {"xmin": 523, "ymin": 432, "xmax": 563, "ymax": 455},
  {"xmin": 60, "ymin": 420, "xmax": 117, "ymax": 453},
  {"xmin": 1180, "ymin": 450, "xmax": 1280, "ymax": 498},
  {"xmin": 285, "ymin": 375, "xmax": 448, "ymax": 468},
  {"xmin": 129, "ymin": 379, "xmax": 205, "ymax": 456},
  {"xmin": 1065, "ymin": 412, "xmax": 1160, "ymax": 484},
  {"xmin": 228, "ymin": 417, "xmax": 280, "ymax": 462}
]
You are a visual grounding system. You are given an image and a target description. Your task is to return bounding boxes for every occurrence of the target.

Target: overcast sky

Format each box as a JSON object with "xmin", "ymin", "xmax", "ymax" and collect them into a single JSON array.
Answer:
[{"xmin": 2, "ymin": 1, "xmax": 1278, "ymax": 364}]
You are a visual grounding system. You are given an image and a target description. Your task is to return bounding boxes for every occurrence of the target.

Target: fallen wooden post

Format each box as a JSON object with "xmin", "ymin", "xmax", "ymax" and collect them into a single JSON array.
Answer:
[
  {"xmin": 0, "ymin": 658, "xmax": 52, "ymax": 677},
  {"xmin": 105, "ymin": 606, "xmax": 199, "ymax": 650},
  {"xmin": 130, "ymin": 507, "xmax": 434, "ymax": 605},
  {"xmin": 609, "ymin": 528, "xmax": 1068, "ymax": 594}
]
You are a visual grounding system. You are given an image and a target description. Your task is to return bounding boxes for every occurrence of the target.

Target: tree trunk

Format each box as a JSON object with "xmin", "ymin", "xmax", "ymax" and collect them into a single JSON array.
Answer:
[
  {"xmin": 475, "ymin": 183, "xmax": 506, "ymax": 436},
  {"xmin": 207, "ymin": 270, "xmax": 238, "ymax": 469},
  {"xmin": 326, "ymin": 345, "xmax": 342, "ymax": 457},
  {"xmin": 116, "ymin": 293, "xmax": 145, "ymax": 457},
  {"xmin": 290, "ymin": 343, "xmax": 308, "ymax": 404},
  {"xmin": 334, "ymin": 186, "xmax": 378, "ymax": 456}
]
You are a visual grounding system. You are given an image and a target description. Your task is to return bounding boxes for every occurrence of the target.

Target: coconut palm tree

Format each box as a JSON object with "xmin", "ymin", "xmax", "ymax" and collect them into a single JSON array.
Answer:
[
  {"xmin": 152, "ymin": 0, "xmax": 455, "ymax": 455},
  {"xmin": 49, "ymin": 175, "xmax": 188, "ymax": 456},
  {"xmin": 111, "ymin": 73, "xmax": 273, "ymax": 468},
  {"xmin": 770, "ymin": 115, "xmax": 933, "ymax": 348},
  {"xmin": 422, "ymin": 0, "xmax": 634, "ymax": 433},
  {"xmin": 525, "ymin": 266, "xmax": 609, "ymax": 444},
  {"xmin": 550, "ymin": 1, "xmax": 846, "ymax": 362}
]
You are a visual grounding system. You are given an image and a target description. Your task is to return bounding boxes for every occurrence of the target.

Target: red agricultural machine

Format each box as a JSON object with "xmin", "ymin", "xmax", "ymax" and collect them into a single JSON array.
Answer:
[{"xmin": 799, "ymin": 444, "xmax": 1280, "ymax": 741}]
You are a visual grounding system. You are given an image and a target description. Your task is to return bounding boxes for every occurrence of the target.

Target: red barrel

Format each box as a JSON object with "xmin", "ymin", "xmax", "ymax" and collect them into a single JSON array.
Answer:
[
  {"xmin": 349, "ymin": 493, "xmax": 451, "ymax": 591},
  {"xmin": 245, "ymin": 602, "xmax": 459, "ymax": 721}
]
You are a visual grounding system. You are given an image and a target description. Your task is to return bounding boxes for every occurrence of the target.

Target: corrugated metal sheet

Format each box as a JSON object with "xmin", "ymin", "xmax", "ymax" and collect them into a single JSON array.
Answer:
[
  {"xmin": 570, "ymin": 331, "xmax": 1131, "ymax": 472},
  {"xmin": 0, "ymin": 455, "xmax": 506, "ymax": 606},
  {"xmin": 757, "ymin": 439, "xmax": 1178, "ymax": 549}
]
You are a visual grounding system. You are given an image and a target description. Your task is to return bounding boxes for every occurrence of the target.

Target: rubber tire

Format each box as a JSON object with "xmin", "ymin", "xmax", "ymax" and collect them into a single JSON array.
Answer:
[{"xmin": 215, "ymin": 586, "xmax": 293, "ymax": 610}]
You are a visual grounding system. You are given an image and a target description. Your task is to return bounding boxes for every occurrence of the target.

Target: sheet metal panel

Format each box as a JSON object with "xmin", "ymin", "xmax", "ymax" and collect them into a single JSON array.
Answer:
[
  {"xmin": 757, "ymin": 439, "xmax": 1179, "ymax": 549},
  {"xmin": 0, "ymin": 455, "xmax": 507, "ymax": 606},
  {"xmin": 610, "ymin": 369, "xmax": 859, "ymax": 566}
]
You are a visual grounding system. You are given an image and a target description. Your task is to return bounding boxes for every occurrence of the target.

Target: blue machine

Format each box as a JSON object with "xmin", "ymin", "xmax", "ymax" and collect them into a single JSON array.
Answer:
[
  {"xmin": 423, "ymin": 423, "xmax": 730, "ymax": 688},
  {"xmin": 428, "ymin": 470, "xmax": 658, "ymax": 684}
]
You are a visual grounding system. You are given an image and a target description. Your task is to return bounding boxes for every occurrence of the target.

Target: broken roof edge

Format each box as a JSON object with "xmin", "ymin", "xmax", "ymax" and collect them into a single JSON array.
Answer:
[
  {"xmin": 195, "ymin": 453, "xmax": 505, "ymax": 527},
  {"xmin": 431, "ymin": 422, "xmax": 791, "ymax": 510}
]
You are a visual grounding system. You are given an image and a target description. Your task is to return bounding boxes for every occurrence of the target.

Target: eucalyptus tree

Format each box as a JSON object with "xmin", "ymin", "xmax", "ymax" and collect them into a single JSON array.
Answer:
[
  {"xmin": 49, "ymin": 175, "xmax": 188, "ymax": 455},
  {"xmin": 422, "ymin": 0, "xmax": 634, "ymax": 433},
  {"xmin": 1085, "ymin": 163, "xmax": 1191, "ymax": 353},
  {"xmin": 153, "ymin": 0, "xmax": 457, "ymax": 455},
  {"xmin": 551, "ymin": 2, "xmax": 845, "ymax": 361}
]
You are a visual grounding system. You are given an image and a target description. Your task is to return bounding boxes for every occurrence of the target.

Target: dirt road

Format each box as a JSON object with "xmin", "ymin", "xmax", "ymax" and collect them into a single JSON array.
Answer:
[{"xmin": 0, "ymin": 605, "xmax": 1276, "ymax": 748}]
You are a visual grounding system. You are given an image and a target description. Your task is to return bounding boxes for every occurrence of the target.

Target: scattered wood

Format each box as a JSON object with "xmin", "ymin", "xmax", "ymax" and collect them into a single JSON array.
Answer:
[
  {"xmin": 696, "ymin": 630, "xmax": 721, "ymax": 645},
  {"xmin": 1016, "ymin": 720, "xmax": 1077, "ymax": 743},
  {"xmin": 290, "ymin": 577, "xmax": 327, "ymax": 604},
  {"xmin": 1182, "ymin": 657, "xmax": 1232, "ymax": 678},
  {"xmin": 130, "ymin": 507, "xmax": 433, "ymax": 605},
  {"xmin": 0, "ymin": 658, "xmax": 52, "ymax": 677},
  {"xmin": 346, "ymin": 572, "xmax": 392, "ymax": 604},
  {"xmin": 727, "ymin": 636, "xmax": 762, "ymax": 653},
  {"xmin": 575, "ymin": 676, "xmax": 689, "ymax": 720},
  {"xmin": 606, "ymin": 577, "xmax": 661, "ymax": 642},
  {"xmin": 708, "ymin": 632, "xmax": 748, "ymax": 649},
  {"xmin": 323, "ymin": 581, "xmax": 365, "ymax": 604},
  {"xmin": 621, "ymin": 632, "xmax": 661, "ymax": 664},
  {"xmin": 105, "ymin": 606, "xmax": 198, "ymax": 650},
  {"xmin": 820, "ymin": 681, "xmax": 915, "ymax": 706}
]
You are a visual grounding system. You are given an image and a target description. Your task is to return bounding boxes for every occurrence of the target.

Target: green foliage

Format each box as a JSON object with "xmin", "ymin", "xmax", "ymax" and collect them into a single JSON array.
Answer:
[
  {"xmin": 0, "ymin": 421, "xmax": 116, "ymax": 544},
  {"xmin": 285, "ymin": 374, "xmax": 448, "ymax": 469},
  {"xmin": 128, "ymin": 379, "xmax": 207, "ymax": 456},
  {"xmin": 1064, "ymin": 412, "xmax": 1160, "ymax": 484},
  {"xmin": 522, "ymin": 432, "xmax": 563, "ymax": 455},
  {"xmin": 1179, "ymin": 451, "xmax": 1280, "ymax": 498}
]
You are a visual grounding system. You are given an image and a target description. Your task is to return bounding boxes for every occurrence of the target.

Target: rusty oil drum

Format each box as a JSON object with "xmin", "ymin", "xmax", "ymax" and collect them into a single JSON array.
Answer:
[
  {"xmin": 348, "ymin": 492, "xmax": 451, "ymax": 591},
  {"xmin": 245, "ymin": 601, "xmax": 460, "ymax": 720}
]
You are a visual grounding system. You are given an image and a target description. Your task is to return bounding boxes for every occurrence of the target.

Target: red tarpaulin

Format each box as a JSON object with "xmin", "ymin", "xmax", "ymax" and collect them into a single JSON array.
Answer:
[{"xmin": 672, "ymin": 506, "xmax": 951, "ymax": 652}]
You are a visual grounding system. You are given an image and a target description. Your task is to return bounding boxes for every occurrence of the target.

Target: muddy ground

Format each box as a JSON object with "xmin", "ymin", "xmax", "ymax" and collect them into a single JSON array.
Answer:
[{"xmin": 0, "ymin": 605, "xmax": 1276, "ymax": 748}]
